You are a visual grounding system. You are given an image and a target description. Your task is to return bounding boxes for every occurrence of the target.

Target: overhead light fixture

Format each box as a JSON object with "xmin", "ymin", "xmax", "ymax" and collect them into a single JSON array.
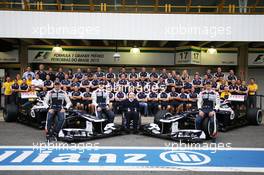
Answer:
[
  {"xmin": 52, "ymin": 44, "xmax": 63, "ymax": 53},
  {"xmin": 113, "ymin": 52, "xmax": 120, "ymax": 61},
  {"xmin": 207, "ymin": 46, "xmax": 217, "ymax": 54},
  {"xmin": 130, "ymin": 46, "xmax": 140, "ymax": 54}
]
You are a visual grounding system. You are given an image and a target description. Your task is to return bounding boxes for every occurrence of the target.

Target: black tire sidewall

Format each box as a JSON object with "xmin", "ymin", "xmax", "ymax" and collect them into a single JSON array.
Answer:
[
  {"xmin": 3, "ymin": 104, "xmax": 18, "ymax": 122},
  {"xmin": 247, "ymin": 108, "xmax": 262, "ymax": 125}
]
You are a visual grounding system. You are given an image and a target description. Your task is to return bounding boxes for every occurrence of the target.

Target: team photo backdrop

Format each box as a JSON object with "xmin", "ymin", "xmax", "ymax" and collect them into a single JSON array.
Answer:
[
  {"xmin": 29, "ymin": 47, "xmax": 239, "ymax": 66},
  {"xmin": 1, "ymin": 47, "xmax": 263, "ymax": 66},
  {"xmin": 28, "ymin": 48, "xmax": 175, "ymax": 65},
  {"xmin": 0, "ymin": 50, "xmax": 18, "ymax": 62}
]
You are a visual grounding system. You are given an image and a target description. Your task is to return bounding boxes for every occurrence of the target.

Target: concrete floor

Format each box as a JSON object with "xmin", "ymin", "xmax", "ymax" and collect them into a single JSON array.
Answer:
[{"xmin": 0, "ymin": 111, "xmax": 264, "ymax": 175}]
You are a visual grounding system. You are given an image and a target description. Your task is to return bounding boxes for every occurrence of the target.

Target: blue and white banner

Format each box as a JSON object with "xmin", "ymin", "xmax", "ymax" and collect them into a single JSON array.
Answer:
[{"xmin": 0, "ymin": 146, "xmax": 264, "ymax": 172}]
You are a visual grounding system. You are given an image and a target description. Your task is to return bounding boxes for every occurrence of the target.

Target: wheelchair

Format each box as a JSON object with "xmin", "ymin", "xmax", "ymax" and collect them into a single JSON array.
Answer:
[{"xmin": 121, "ymin": 110, "xmax": 142, "ymax": 130}]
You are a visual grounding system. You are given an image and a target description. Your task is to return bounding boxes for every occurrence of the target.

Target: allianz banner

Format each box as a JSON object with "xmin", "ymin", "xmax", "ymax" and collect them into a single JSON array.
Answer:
[
  {"xmin": 248, "ymin": 52, "xmax": 264, "ymax": 66},
  {"xmin": 0, "ymin": 50, "xmax": 19, "ymax": 62},
  {"xmin": 28, "ymin": 49, "xmax": 175, "ymax": 65}
]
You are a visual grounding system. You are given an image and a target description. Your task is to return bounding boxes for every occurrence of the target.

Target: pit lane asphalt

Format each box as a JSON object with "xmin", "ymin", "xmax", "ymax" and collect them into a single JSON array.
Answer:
[{"xmin": 0, "ymin": 111, "xmax": 263, "ymax": 175}]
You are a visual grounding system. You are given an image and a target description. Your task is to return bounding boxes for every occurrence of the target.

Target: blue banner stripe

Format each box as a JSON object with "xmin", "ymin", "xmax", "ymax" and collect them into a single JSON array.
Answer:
[{"xmin": 0, "ymin": 146, "xmax": 263, "ymax": 172}]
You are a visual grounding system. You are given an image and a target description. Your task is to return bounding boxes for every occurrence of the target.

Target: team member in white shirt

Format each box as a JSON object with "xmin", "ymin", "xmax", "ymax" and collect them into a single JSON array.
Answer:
[{"xmin": 31, "ymin": 74, "xmax": 44, "ymax": 90}]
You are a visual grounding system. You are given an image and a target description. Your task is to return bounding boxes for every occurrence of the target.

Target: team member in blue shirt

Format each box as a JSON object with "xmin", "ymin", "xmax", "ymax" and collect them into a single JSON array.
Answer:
[
  {"xmin": 158, "ymin": 90, "xmax": 170, "ymax": 111},
  {"xmin": 82, "ymin": 87, "xmax": 93, "ymax": 113},
  {"xmin": 70, "ymin": 86, "xmax": 83, "ymax": 110},
  {"xmin": 187, "ymin": 87, "xmax": 198, "ymax": 110},
  {"xmin": 169, "ymin": 87, "xmax": 180, "ymax": 114},
  {"xmin": 136, "ymin": 90, "xmax": 148, "ymax": 116},
  {"xmin": 147, "ymin": 90, "xmax": 159, "ymax": 116},
  {"xmin": 177, "ymin": 88, "xmax": 189, "ymax": 113},
  {"xmin": 44, "ymin": 75, "xmax": 54, "ymax": 90}
]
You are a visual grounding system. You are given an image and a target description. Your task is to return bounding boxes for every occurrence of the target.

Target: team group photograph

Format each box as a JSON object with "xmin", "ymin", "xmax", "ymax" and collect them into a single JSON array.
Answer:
[{"xmin": 0, "ymin": 0, "xmax": 263, "ymax": 175}]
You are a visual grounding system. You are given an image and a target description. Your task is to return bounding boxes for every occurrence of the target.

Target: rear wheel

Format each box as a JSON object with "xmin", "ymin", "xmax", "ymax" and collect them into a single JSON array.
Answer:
[
  {"xmin": 202, "ymin": 117, "xmax": 218, "ymax": 139},
  {"xmin": 247, "ymin": 108, "xmax": 262, "ymax": 125},
  {"xmin": 3, "ymin": 104, "xmax": 18, "ymax": 122}
]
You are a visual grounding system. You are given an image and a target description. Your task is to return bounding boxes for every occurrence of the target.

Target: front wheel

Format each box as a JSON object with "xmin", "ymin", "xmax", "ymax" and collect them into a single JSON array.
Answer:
[
  {"xmin": 202, "ymin": 117, "xmax": 218, "ymax": 139},
  {"xmin": 3, "ymin": 104, "xmax": 18, "ymax": 122}
]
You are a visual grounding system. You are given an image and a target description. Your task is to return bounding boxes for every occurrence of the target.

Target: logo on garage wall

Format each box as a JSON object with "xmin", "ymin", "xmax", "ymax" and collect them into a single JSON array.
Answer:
[
  {"xmin": 253, "ymin": 54, "xmax": 264, "ymax": 64},
  {"xmin": 34, "ymin": 51, "xmax": 50, "ymax": 60}
]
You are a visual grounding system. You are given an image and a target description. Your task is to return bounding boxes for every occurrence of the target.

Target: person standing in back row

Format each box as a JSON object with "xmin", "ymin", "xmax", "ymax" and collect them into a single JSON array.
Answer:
[
  {"xmin": 248, "ymin": 78, "xmax": 258, "ymax": 108},
  {"xmin": 2, "ymin": 76, "xmax": 13, "ymax": 105}
]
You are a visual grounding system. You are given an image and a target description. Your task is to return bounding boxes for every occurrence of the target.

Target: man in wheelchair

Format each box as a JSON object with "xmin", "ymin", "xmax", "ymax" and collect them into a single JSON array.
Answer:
[
  {"xmin": 195, "ymin": 82, "xmax": 220, "ymax": 138},
  {"xmin": 44, "ymin": 82, "xmax": 72, "ymax": 141},
  {"xmin": 91, "ymin": 85, "xmax": 115, "ymax": 123},
  {"xmin": 122, "ymin": 92, "xmax": 140, "ymax": 134}
]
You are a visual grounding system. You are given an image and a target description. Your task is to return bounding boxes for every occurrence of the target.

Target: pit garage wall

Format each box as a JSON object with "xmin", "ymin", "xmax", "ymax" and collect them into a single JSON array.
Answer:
[
  {"xmin": 248, "ymin": 51, "xmax": 264, "ymax": 109},
  {"xmin": 0, "ymin": 50, "xmax": 20, "ymax": 78},
  {"xmin": 248, "ymin": 69, "xmax": 264, "ymax": 109},
  {"xmin": 27, "ymin": 46, "xmax": 237, "ymax": 82},
  {"xmin": 0, "ymin": 46, "xmax": 237, "ymax": 75},
  {"xmin": 27, "ymin": 46, "xmax": 238, "ymax": 66}
]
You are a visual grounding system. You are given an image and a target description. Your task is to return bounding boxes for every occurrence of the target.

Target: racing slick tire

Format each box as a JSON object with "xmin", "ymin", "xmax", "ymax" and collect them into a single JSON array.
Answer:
[
  {"xmin": 247, "ymin": 108, "xmax": 262, "ymax": 125},
  {"xmin": 154, "ymin": 110, "xmax": 168, "ymax": 124},
  {"xmin": 3, "ymin": 104, "xmax": 18, "ymax": 122},
  {"xmin": 202, "ymin": 117, "xmax": 218, "ymax": 139}
]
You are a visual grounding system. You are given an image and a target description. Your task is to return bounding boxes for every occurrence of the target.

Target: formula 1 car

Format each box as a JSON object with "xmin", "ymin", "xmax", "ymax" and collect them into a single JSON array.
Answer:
[
  {"xmin": 3, "ymin": 92, "xmax": 122, "ymax": 142},
  {"xmin": 216, "ymin": 94, "xmax": 262, "ymax": 131},
  {"xmin": 3, "ymin": 92, "xmax": 48, "ymax": 129},
  {"xmin": 142, "ymin": 94, "xmax": 263, "ymax": 141},
  {"xmin": 142, "ymin": 110, "xmax": 209, "ymax": 142},
  {"xmin": 58, "ymin": 109, "xmax": 122, "ymax": 142}
]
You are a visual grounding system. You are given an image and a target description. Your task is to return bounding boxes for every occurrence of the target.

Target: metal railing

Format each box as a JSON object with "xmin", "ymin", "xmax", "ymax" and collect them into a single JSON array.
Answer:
[{"xmin": 0, "ymin": 1, "xmax": 264, "ymax": 14}]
